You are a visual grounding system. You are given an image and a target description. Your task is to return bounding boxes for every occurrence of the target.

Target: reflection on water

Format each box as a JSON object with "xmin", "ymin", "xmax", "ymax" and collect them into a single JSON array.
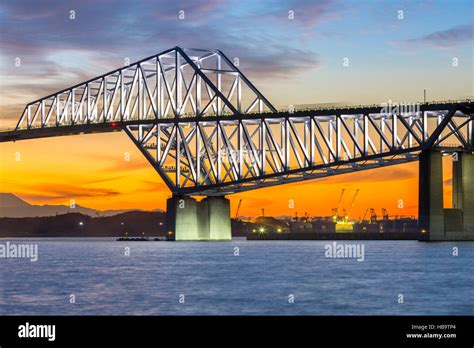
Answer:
[{"xmin": 0, "ymin": 238, "xmax": 473, "ymax": 315}]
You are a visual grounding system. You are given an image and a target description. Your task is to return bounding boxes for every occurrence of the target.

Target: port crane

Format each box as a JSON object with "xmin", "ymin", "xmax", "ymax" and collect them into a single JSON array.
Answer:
[
  {"xmin": 332, "ymin": 188, "xmax": 345, "ymax": 222},
  {"xmin": 235, "ymin": 199, "xmax": 242, "ymax": 221},
  {"xmin": 382, "ymin": 208, "xmax": 389, "ymax": 221},
  {"xmin": 370, "ymin": 208, "xmax": 377, "ymax": 223},
  {"xmin": 361, "ymin": 208, "xmax": 369, "ymax": 222},
  {"xmin": 344, "ymin": 189, "xmax": 359, "ymax": 222}
]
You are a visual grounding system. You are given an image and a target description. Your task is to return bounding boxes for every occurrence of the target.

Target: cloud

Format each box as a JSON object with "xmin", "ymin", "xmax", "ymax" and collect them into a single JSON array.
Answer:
[
  {"xmin": 16, "ymin": 183, "xmax": 121, "ymax": 200},
  {"xmin": 98, "ymin": 158, "xmax": 152, "ymax": 173},
  {"xmin": 396, "ymin": 23, "xmax": 474, "ymax": 49},
  {"xmin": 154, "ymin": 0, "xmax": 225, "ymax": 22},
  {"xmin": 0, "ymin": 0, "xmax": 224, "ymax": 57},
  {"xmin": 137, "ymin": 180, "xmax": 168, "ymax": 192},
  {"xmin": 79, "ymin": 175, "xmax": 129, "ymax": 185},
  {"xmin": 239, "ymin": 47, "xmax": 321, "ymax": 81},
  {"xmin": 267, "ymin": 0, "xmax": 341, "ymax": 27},
  {"xmin": 0, "ymin": 0, "xmax": 330, "ymax": 111}
]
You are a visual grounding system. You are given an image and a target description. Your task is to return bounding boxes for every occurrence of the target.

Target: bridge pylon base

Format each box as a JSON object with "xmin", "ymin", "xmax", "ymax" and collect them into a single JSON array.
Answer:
[
  {"xmin": 453, "ymin": 152, "xmax": 474, "ymax": 235},
  {"xmin": 166, "ymin": 196, "xmax": 231, "ymax": 241},
  {"xmin": 419, "ymin": 150, "xmax": 474, "ymax": 241}
]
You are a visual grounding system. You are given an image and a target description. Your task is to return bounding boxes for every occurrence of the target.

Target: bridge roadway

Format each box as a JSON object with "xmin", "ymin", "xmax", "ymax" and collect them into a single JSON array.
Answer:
[{"xmin": 1, "ymin": 100, "xmax": 473, "ymax": 144}]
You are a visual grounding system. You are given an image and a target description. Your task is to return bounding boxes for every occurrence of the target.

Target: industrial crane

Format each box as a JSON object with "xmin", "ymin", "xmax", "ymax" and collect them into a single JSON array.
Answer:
[
  {"xmin": 235, "ymin": 199, "xmax": 242, "ymax": 221},
  {"xmin": 370, "ymin": 208, "xmax": 377, "ymax": 223},
  {"xmin": 382, "ymin": 208, "xmax": 389, "ymax": 221},
  {"xmin": 332, "ymin": 188, "xmax": 345, "ymax": 222},
  {"xmin": 361, "ymin": 208, "xmax": 369, "ymax": 222},
  {"xmin": 344, "ymin": 189, "xmax": 359, "ymax": 222}
]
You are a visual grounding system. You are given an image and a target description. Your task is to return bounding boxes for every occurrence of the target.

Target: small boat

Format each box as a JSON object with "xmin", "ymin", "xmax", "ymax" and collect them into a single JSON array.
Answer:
[{"xmin": 116, "ymin": 236, "xmax": 150, "ymax": 241}]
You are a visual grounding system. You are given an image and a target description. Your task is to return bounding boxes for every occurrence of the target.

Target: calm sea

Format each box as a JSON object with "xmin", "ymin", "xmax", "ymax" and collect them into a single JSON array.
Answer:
[{"xmin": 0, "ymin": 238, "xmax": 472, "ymax": 315}]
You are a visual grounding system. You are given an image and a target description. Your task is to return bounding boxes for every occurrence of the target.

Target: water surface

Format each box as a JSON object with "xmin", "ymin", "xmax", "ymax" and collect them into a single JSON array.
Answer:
[{"xmin": 0, "ymin": 238, "xmax": 472, "ymax": 315}]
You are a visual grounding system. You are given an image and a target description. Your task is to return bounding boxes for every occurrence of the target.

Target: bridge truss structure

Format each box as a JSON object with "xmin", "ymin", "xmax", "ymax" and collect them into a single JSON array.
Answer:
[{"xmin": 2, "ymin": 47, "xmax": 473, "ymax": 196}]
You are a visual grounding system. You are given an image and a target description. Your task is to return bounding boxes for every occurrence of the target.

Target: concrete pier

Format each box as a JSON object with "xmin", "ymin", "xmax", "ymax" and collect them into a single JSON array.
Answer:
[
  {"xmin": 201, "ymin": 196, "xmax": 232, "ymax": 240},
  {"xmin": 419, "ymin": 150, "xmax": 474, "ymax": 241},
  {"xmin": 418, "ymin": 151, "xmax": 444, "ymax": 239},
  {"xmin": 453, "ymin": 152, "xmax": 474, "ymax": 234},
  {"xmin": 166, "ymin": 196, "xmax": 231, "ymax": 241}
]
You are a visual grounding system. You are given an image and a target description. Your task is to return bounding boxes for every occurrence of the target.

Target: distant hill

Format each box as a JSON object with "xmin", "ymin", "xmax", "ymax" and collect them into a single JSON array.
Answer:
[
  {"xmin": 0, "ymin": 193, "xmax": 31, "ymax": 208},
  {"xmin": 0, "ymin": 211, "xmax": 168, "ymax": 237},
  {"xmin": 0, "ymin": 210, "xmax": 257, "ymax": 237},
  {"xmin": 0, "ymin": 193, "xmax": 161, "ymax": 218}
]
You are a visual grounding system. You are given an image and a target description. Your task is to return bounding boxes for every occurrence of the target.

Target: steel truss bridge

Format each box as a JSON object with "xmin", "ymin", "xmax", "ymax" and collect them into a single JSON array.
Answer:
[{"xmin": 1, "ymin": 47, "xmax": 473, "ymax": 196}]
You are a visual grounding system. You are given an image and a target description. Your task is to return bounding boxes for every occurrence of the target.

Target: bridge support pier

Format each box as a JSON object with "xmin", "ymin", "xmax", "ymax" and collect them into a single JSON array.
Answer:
[
  {"xmin": 166, "ymin": 196, "xmax": 231, "ymax": 241},
  {"xmin": 418, "ymin": 150, "xmax": 474, "ymax": 241},
  {"xmin": 453, "ymin": 152, "xmax": 474, "ymax": 234},
  {"xmin": 418, "ymin": 151, "xmax": 444, "ymax": 240}
]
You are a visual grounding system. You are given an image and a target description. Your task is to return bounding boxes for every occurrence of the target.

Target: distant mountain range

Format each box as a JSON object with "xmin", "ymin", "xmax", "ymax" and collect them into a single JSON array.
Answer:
[{"xmin": 0, "ymin": 193, "xmax": 162, "ymax": 218}]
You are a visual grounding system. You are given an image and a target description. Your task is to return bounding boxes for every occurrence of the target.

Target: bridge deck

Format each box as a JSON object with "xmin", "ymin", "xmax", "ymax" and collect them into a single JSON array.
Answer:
[{"xmin": 2, "ymin": 100, "xmax": 472, "ymax": 143}]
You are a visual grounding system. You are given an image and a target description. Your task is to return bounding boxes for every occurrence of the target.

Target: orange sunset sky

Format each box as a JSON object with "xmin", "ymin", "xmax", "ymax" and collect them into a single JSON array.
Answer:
[
  {"xmin": 0, "ymin": 0, "xmax": 472, "ymax": 218},
  {"xmin": 0, "ymin": 134, "xmax": 457, "ymax": 218}
]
